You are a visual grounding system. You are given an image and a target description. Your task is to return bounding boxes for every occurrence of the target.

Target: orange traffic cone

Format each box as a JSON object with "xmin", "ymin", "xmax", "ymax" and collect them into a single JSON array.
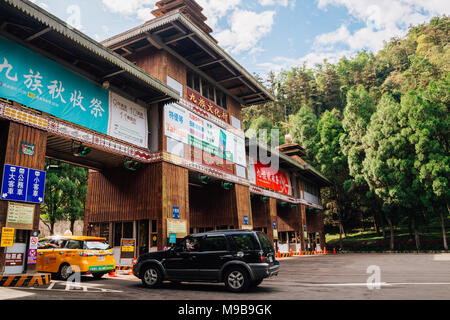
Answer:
[
  {"xmin": 299, "ymin": 249, "xmax": 302, "ymax": 256},
  {"xmin": 277, "ymin": 249, "xmax": 281, "ymax": 259},
  {"xmin": 324, "ymin": 247, "xmax": 327, "ymax": 254},
  {"xmin": 315, "ymin": 248, "xmax": 317, "ymax": 255},
  {"xmin": 289, "ymin": 249, "xmax": 293, "ymax": 257},
  {"xmin": 333, "ymin": 248, "xmax": 336, "ymax": 254},
  {"xmin": 108, "ymin": 269, "xmax": 118, "ymax": 278}
]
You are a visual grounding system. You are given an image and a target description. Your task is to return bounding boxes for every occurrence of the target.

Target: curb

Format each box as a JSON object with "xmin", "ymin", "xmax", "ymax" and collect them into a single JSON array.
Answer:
[{"xmin": 0, "ymin": 273, "xmax": 51, "ymax": 287}]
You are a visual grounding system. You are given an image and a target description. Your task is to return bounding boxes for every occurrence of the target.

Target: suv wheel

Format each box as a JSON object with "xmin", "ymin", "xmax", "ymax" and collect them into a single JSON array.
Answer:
[
  {"xmin": 141, "ymin": 265, "xmax": 162, "ymax": 288},
  {"xmin": 224, "ymin": 267, "xmax": 250, "ymax": 293}
]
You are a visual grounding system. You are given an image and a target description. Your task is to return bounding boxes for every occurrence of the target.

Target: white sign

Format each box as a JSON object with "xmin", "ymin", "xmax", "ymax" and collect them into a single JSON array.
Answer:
[
  {"xmin": 108, "ymin": 92, "xmax": 148, "ymax": 148},
  {"xmin": 29, "ymin": 236, "xmax": 39, "ymax": 250},
  {"xmin": 164, "ymin": 103, "xmax": 246, "ymax": 167},
  {"xmin": 164, "ymin": 103, "xmax": 189, "ymax": 144}
]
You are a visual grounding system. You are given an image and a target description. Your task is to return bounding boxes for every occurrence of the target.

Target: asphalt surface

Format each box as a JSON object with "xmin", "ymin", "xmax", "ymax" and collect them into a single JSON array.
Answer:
[{"xmin": 2, "ymin": 253, "xmax": 450, "ymax": 300}]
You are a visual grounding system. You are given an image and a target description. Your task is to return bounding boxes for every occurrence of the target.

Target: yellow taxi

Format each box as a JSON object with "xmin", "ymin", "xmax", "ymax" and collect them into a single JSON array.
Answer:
[{"xmin": 37, "ymin": 235, "xmax": 116, "ymax": 280}]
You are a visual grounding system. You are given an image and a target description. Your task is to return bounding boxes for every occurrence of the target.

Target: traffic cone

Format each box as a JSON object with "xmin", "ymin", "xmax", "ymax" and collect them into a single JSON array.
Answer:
[
  {"xmin": 289, "ymin": 249, "xmax": 293, "ymax": 257},
  {"xmin": 315, "ymin": 248, "xmax": 317, "ymax": 255},
  {"xmin": 299, "ymin": 249, "xmax": 302, "ymax": 256},
  {"xmin": 324, "ymin": 247, "xmax": 327, "ymax": 254},
  {"xmin": 277, "ymin": 249, "xmax": 281, "ymax": 259},
  {"xmin": 333, "ymin": 248, "xmax": 336, "ymax": 254},
  {"xmin": 108, "ymin": 269, "xmax": 118, "ymax": 277}
]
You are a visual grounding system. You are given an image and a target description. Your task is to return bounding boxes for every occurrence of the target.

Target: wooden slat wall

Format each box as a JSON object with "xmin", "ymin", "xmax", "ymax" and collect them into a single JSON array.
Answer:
[
  {"xmin": 251, "ymin": 197, "xmax": 270, "ymax": 228},
  {"xmin": 161, "ymin": 162, "xmax": 189, "ymax": 244},
  {"xmin": 85, "ymin": 162, "xmax": 163, "ymax": 224},
  {"xmin": 277, "ymin": 204, "xmax": 302, "ymax": 232},
  {"xmin": 189, "ymin": 183, "xmax": 236, "ymax": 228},
  {"xmin": 0, "ymin": 121, "xmax": 47, "ymax": 272}
]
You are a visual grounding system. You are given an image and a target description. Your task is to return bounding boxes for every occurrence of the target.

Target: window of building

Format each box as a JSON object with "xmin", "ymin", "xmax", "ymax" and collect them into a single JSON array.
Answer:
[
  {"xmin": 304, "ymin": 182, "xmax": 319, "ymax": 197},
  {"xmin": 186, "ymin": 69, "xmax": 227, "ymax": 109}
]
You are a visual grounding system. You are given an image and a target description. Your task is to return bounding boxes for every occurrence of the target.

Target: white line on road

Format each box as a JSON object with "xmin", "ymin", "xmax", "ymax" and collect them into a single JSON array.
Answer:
[{"xmin": 299, "ymin": 282, "xmax": 450, "ymax": 287}]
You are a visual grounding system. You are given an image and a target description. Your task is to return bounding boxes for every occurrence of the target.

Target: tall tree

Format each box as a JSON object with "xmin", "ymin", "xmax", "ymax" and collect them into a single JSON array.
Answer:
[
  {"xmin": 40, "ymin": 160, "xmax": 88, "ymax": 234},
  {"xmin": 289, "ymin": 105, "xmax": 319, "ymax": 165}
]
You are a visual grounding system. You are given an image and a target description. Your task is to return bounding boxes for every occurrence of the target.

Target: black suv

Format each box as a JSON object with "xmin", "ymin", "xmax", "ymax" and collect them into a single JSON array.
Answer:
[{"xmin": 133, "ymin": 230, "xmax": 280, "ymax": 292}]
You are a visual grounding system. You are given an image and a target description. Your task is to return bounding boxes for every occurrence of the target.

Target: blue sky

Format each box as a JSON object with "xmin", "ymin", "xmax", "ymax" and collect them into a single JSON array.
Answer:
[{"xmin": 29, "ymin": 0, "xmax": 449, "ymax": 78}]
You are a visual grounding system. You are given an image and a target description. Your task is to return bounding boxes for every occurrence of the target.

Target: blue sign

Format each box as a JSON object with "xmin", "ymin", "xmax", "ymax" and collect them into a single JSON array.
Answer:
[
  {"xmin": 1, "ymin": 165, "xmax": 46, "ymax": 204},
  {"xmin": 303, "ymin": 224, "xmax": 306, "ymax": 231},
  {"xmin": 172, "ymin": 206, "xmax": 180, "ymax": 219},
  {"xmin": 273, "ymin": 221, "xmax": 277, "ymax": 229},
  {"xmin": 169, "ymin": 233, "xmax": 177, "ymax": 244},
  {"xmin": 243, "ymin": 215, "xmax": 248, "ymax": 226},
  {"xmin": 0, "ymin": 37, "xmax": 109, "ymax": 134}
]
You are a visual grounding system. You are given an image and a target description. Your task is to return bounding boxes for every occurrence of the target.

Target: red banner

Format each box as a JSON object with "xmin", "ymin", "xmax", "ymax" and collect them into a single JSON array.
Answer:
[
  {"xmin": 253, "ymin": 161, "xmax": 292, "ymax": 195},
  {"xmin": 186, "ymin": 87, "xmax": 230, "ymax": 123},
  {"xmin": 188, "ymin": 146, "xmax": 234, "ymax": 175}
]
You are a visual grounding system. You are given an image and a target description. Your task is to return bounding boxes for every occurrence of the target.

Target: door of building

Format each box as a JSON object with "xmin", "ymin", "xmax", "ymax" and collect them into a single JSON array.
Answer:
[{"xmin": 137, "ymin": 220, "xmax": 149, "ymax": 256}]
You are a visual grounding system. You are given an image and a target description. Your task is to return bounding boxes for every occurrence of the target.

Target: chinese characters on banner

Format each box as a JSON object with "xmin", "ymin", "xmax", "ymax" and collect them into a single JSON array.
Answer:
[
  {"xmin": 248, "ymin": 160, "xmax": 292, "ymax": 196},
  {"xmin": 0, "ymin": 37, "xmax": 149, "ymax": 149},
  {"xmin": 1, "ymin": 165, "xmax": 46, "ymax": 204},
  {"xmin": 164, "ymin": 103, "xmax": 246, "ymax": 168},
  {"xmin": 0, "ymin": 37, "xmax": 109, "ymax": 134},
  {"xmin": 186, "ymin": 87, "xmax": 230, "ymax": 124},
  {"xmin": 108, "ymin": 92, "xmax": 148, "ymax": 148}
]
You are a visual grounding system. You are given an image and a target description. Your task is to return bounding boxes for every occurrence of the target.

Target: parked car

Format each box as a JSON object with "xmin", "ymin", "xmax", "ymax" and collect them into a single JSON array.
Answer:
[
  {"xmin": 133, "ymin": 230, "xmax": 280, "ymax": 292},
  {"xmin": 37, "ymin": 235, "xmax": 116, "ymax": 280}
]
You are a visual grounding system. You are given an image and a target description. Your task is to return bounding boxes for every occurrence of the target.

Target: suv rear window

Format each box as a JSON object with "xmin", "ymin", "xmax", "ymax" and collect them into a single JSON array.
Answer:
[
  {"xmin": 230, "ymin": 234, "xmax": 258, "ymax": 251},
  {"xmin": 201, "ymin": 236, "xmax": 227, "ymax": 251},
  {"xmin": 257, "ymin": 232, "xmax": 273, "ymax": 252}
]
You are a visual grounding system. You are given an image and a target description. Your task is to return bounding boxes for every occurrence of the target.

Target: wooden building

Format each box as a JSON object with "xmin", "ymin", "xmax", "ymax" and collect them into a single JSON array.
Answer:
[
  {"xmin": 0, "ymin": 0, "xmax": 177, "ymax": 274},
  {"xmin": 0, "ymin": 0, "xmax": 331, "ymax": 276}
]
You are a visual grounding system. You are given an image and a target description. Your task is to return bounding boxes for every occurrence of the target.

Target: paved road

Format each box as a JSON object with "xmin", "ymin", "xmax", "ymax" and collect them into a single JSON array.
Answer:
[{"xmin": 2, "ymin": 253, "xmax": 450, "ymax": 300}]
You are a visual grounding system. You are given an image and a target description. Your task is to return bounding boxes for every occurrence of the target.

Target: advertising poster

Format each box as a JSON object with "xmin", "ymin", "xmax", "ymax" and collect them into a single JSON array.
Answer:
[{"xmin": 108, "ymin": 92, "xmax": 148, "ymax": 148}]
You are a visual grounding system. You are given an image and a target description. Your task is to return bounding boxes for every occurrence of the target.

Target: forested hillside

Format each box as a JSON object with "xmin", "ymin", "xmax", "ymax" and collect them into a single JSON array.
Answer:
[{"xmin": 243, "ymin": 16, "xmax": 449, "ymax": 250}]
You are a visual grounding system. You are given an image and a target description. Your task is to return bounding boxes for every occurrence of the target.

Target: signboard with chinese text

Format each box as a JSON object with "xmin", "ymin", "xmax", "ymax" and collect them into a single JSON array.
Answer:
[
  {"xmin": 108, "ymin": 91, "xmax": 148, "ymax": 148},
  {"xmin": 6, "ymin": 202, "xmax": 35, "ymax": 230},
  {"xmin": 186, "ymin": 87, "xmax": 230, "ymax": 123},
  {"xmin": 164, "ymin": 103, "xmax": 246, "ymax": 168},
  {"xmin": 1, "ymin": 227, "xmax": 15, "ymax": 247},
  {"xmin": 167, "ymin": 219, "xmax": 187, "ymax": 237},
  {"xmin": 5, "ymin": 252, "xmax": 23, "ymax": 266},
  {"xmin": 27, "ymin": 249, "xmax": 37, "ymax": 265},
  {"xmin": 172, "ymin": 206, "xmax": 180, "ymax": 219},
  {"xmin": 1, "ymin": 164, "xmax": 46, "ymax": 204},
  {"xmin": 248, "ymin": 160, "xmax": 292, "ymax": 196},
  {"xmin": 0, "ymin": 36, "xmax": 109, "ymax": 134}
]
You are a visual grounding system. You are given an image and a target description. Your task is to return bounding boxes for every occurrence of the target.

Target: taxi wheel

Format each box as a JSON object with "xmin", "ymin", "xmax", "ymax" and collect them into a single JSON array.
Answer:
[{"xmin": 58, "ymin": 263, "xmax": 73, "ymax": 281}]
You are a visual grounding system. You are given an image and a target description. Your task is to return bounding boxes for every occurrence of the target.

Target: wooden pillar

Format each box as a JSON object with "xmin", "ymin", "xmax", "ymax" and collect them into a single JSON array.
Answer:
[
  {"xmin": 233, "ymin": 184, "xmax": 252, "ymax": 229},
  {"xmin": 269, "ymin": 198, "xmax": 278, "ymax": 247},
  {"xmin": 160, "ymin": 162, "xmax": 189, "ymax": 250},
  {"xmin": 0, "ymin": 121, "xmax": 47, "ymax": 274}
]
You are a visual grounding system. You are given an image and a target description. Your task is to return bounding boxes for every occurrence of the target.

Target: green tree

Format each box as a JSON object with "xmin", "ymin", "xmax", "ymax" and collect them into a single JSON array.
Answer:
[
  {"xmin": 362, "ymin": 94, "xmax": 424, "ymax": 250},
  {"xmin": 402, "ymin": 76, "xmax": 450, "ymax": 249},
  {"xmin": 288, "ymin": 105, "xmax": 319, "ymax": 165},
  {"xmin": 40, "ymin": 160, "xmax": 88, "ymax": 234},
  {"xmin": 315, "ymin": 109, "xmax": 350, "ymax": 248}
]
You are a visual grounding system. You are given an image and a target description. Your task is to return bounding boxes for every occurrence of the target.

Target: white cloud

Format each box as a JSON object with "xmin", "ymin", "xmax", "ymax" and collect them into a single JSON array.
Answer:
[
  {"xmin": 215, "ymin": 9, "xmax": 276, "ymax": 54},
  {"xmin": 101, "ymin": 0, "xmax": 158, "ymax": 21},
  {"xmin": 196, "ymin": 0, "xmax": 241, "ymax": 30},
  {"xmin": 315, "ymin": 0, "xmax": 450, "ymax": 53}
]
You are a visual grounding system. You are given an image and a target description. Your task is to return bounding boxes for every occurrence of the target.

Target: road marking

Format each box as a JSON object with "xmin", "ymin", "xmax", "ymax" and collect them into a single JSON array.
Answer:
[
  {"xmin": 433, "ymin": 254, "xmax": 450, "ymax": 261},
  {"xmin": 46, "ymin": 282, "xmax": 55, "ymax": 290},
  {"xmin": 298, "ymin": 282, "xmax": 450, "ymax": 287}
]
